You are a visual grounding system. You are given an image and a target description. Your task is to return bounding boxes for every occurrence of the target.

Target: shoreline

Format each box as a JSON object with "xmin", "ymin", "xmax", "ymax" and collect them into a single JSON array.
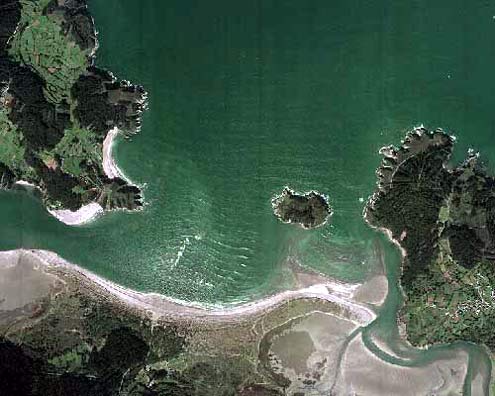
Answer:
[
  {"xmin": 6, "ymin": 249, "xmax": 378, "ymax": 324},
  {"xmin": 271, "ymin": 186, "xmax": 333, "ymax": 230},
  {"xmin": 102, "ymin": 126, "xmax": 126, "ymax": 180},
  {"xmin": 48, "ymin": 202, "xmax": 104, "ymax": 226},
  {"xmin": 49, "ymin": 126, "xmax": 138, "ymax": 226}
]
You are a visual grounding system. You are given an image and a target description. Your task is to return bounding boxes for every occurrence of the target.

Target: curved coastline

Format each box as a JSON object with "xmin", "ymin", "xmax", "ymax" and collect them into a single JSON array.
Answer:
[
  {"xmin": 49, "ymin": 202, "xmax": 104, "ymax": 226},
  {"xmin": 2, "ymin": 249, "xmax": 377, "ymax": 325},
  {"xmin": 362, "ymin": 207, "xmax": 418, "ymax": 345},
  {"xmin": 361, "ymin": 128, "xmax": 495, "ymax": 352},
  {"xmin": 49, "ymin": 126, "xmax": 143, "ymax": 226},
  {"xmin": 362, "ymin": 141, "xmax": 422, "ymax": 346},
  {"xmin": 102, "ymin": 126, "xmax": 125, "ymax": 180},
  {"xmin": 0, "ymin": 0, "xmax": 148, "ymax": 225}
]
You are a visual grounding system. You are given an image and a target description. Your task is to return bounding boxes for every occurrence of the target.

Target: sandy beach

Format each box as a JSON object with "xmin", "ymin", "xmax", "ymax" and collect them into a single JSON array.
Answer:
[
  {"xmin": 49, "ymin": 202, "xmax": 104, "ymax": 226},
  {"xmin": 4, "ymin": 249, "xmax": 379, "ymax": 325},
  {"xmin": 46, "ymin": 127, "xmax": 127, "ymax": 226},
  {"xmin": 102, "ymin": 126, "xmax": 126, "ymax": 180}
]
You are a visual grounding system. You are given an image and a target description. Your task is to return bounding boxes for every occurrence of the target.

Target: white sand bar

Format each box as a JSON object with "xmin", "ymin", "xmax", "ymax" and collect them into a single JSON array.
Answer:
[{"xmin": 0, "ymin": 249, "xmax": 378, "ymax": 325}]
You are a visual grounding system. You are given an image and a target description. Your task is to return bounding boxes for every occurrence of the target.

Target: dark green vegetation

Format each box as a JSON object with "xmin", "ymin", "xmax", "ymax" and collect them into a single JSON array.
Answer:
[
  {"xmin": 272, "ymin": 187, "xmax": 332, "ymax": 229},
  {"xmin": 0, "ymin": 253, "xmax": 358, "ymax": 395},
  {"xmin": 0, "ymin": 0, "xmax": 146, "ymax": 212},
  {"xmin": 0, "ymin": 268, "xmax": 184, "ymax": 396},
  {"xmin": 366, "ymin": 127, "xmax": 495, "ymax": 349}
]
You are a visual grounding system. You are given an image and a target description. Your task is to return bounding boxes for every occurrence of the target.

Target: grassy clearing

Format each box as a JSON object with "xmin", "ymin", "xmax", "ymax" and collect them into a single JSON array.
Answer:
[
  {"xmin": 9, "ymin": 0, "xmax": 90, "ymax": 104},
  {"xmin": 0, "ymin": 108, "xmax": 34, "ymax": 177},
  {"xmin": 53, "ymin": 126, "xmax": 102, "ymax": 177},
  {"xmin": 402, "ymin": 239, "xmax": 495, "ymax": 348}
]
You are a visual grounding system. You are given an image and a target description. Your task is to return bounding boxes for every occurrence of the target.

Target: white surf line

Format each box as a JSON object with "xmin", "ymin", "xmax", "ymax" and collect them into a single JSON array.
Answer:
[
  {"xmin": 171, "ymin": 237, "xmax": 191, "ymax": 268},
  {"xmin": 19, "ymin": 249, "xmax": 376, "ymax": 325}
]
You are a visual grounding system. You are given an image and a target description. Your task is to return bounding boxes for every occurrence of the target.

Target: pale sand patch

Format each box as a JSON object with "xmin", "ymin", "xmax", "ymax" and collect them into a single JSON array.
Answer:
[
  {"xmin": 103, "ymin": 126, "xmax": 125, "ymax": 179},
  {"xmin": 368, "ymin": 333, "xmax": 413, "ymax": 361},
  {"xmin": 264, "ymin": 311, "xmax": 358, "ymax": 395},
  {"xmin": 49, "ymin": 202, "xmax": 104, "ymax": 226},
  {"xmin": 353, "ymin": 275, "xmax": 388, "ymax": 305},
  {"xmin": 295, "ymin": 312, "xmax": 357, "ymax": 394},
  {"xmin": 471, "ymin": 373, "xmax": 485, "ymax": 396},
  {"xmin": 13, "ymin": 181, "xmax": 103, "ymax": 226},
  {"xmin": 0, "ymin": 251, "xmax": 58, "ymax": 311},
  {"xmin": 14, "ymin": 180, "xmax": 36, "ymax": 188},
  {"xmin": 0, "ymin": 249, "xmax": 377, "ymax": 324},
  {"xmin": 271, "ymin": 330, "xmax": 316, "ymax": 374},
  {"xmin": 333, "ymin": 333, "xmax": 468, "ymax": 396}
]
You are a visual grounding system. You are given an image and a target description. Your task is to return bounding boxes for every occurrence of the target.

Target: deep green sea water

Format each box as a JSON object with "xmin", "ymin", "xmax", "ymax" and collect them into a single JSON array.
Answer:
[
  {"xmin": 1, "ymin": 0, "xmax": 495, "ymax": 390},
  {"xmin": 2, "ymin": 0, "xmax": 495, "ymax": 309}
]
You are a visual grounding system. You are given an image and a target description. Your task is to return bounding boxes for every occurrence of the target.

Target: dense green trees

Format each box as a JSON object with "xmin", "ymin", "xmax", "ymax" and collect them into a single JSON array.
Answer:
[{"xmin": 0, "ymin": 0, "xmax": 146, "ymax": 212}]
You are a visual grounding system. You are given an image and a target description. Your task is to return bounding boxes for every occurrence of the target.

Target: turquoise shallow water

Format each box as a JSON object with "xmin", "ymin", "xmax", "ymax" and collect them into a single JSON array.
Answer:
[
  {"xmin": 1, "ymin": 0, "xmax": 494, "ymax": 389},
  {"xmin": 1, "ymin": 0, "xmax": 495, "ymax": 308}
]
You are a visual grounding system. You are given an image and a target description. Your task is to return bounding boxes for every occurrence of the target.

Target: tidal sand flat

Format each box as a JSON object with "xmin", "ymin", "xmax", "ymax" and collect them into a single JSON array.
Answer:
[
  {"xmin": 0, "ymin": 250, "xmax": 480, "ymax": 394},
  {"xmin": 334, "ymin": 333, "xmax": 469, "ymax": 396},
  {"xmin": 260, "ymin": 311, "xmax": 358, "ymax": 394},
  {"xmin": 0, "ymin": 249, "xmax": 377, "ymax": 395},
  {"xmin": 0, "ymin": 251, "xmax": 58, "ymax": 312}
]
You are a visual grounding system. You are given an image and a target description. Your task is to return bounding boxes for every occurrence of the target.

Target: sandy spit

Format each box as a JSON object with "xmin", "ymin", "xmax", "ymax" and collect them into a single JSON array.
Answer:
[{"xmin": 7, "ymin": 249, "xmax": 377, "ymax": 324}]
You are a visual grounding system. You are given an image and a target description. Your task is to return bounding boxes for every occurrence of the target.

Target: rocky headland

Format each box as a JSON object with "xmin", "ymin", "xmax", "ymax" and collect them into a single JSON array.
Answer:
[
  {"xmin": 365, "ymin": 126, "xmax": 495, "ymax": 350},
  {"xmin": 0, "ymin": 0, "xmax": 147, "ymax": 217}
]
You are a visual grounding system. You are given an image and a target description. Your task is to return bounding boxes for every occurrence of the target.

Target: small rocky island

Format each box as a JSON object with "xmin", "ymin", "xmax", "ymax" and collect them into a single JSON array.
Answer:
[
  {"xmin": 0, "ymin": 0, "xmax": 147, "ymax": 214},
  {"xmin": 272, "ymin": 187, "xmax": 332, "ymax": 229}
]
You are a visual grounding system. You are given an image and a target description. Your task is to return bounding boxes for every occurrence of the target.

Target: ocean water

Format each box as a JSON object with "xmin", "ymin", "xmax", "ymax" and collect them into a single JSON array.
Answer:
[
  {"xmin": 1, "ymin": 0, "xmax": 494, "ymax": 390},
  {"xmin": 1, "ymin": 0, "xmax": 495, "ymax": 308}
]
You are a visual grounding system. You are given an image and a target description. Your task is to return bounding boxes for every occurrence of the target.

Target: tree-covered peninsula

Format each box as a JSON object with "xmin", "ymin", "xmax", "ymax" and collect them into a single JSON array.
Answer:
[
  {"xmin": 366, "ymin": 127, "xmax": 495, "ymax": 349},
  {"xmin": 0, "ymin": 0, "xmax": 146, "ymax": 212}
]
